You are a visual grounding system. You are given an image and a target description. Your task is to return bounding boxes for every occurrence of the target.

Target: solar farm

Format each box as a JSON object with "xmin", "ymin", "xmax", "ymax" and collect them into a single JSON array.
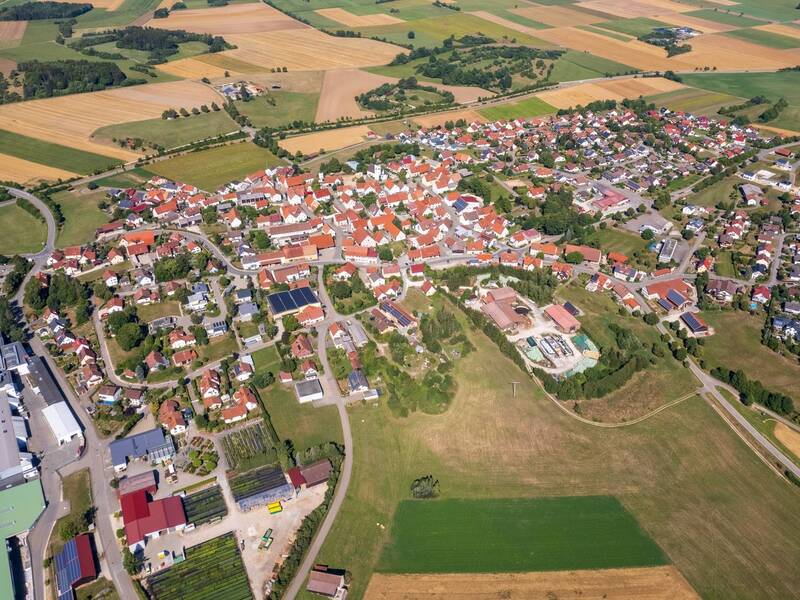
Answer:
[
  {"xmin": 145, "ymin": 533, "xmax": 252, "ymax": 600},
  {"xmin": 266, "ymin": 287, "xmax": 320, "ymax": 316}
]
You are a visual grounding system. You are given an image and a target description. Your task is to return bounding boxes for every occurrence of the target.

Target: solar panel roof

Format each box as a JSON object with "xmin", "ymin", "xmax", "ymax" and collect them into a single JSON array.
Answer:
[
  {"xmin": 55, "ymin": 538, "xmax": 79, "ymax": 599},
  {"xmin": 681, "ymin": 312, "xmax": 707, "ymax": 332},
  {"xmin": 267, "ymin": 287, "xmax": 319, "ymax": 314},
  {"xmin": 666, "ymin": 289, "xmax": 687, "ymax": 307},
  {"xmin": 658, "ymin": 298, "xmax": 673, "ymax": 311}
]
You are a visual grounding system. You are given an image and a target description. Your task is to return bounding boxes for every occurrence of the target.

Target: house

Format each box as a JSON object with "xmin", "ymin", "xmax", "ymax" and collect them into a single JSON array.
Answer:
[
  {"xmin": 172, "ymin": 349, "xmax": 197, "ymax": 367},
  {"xmin": 347, "ymin": 369, "xmax": 369, "ymax": 394},
  {"xmin": 706, "ymin": 278, "xmax": 740, "ymax": 303},
  {"xmin": 168, "ymin": 329, "xmax": 196, "ymax": 350},
  {"xmin": 291, "ymin": 334, "xmax": 314, "ymax": 359},
  {"xmin": 54, "ymin": 534, "xmax": 97, "ymax": 599},
  {"xmin": 158, "ymin": 399, "xmax": 186, "ymax": 436},
  {"xmin": 120, "ymin": 488, "xmax": 186, "ymax": 551},
  {"xmin": 752, "ymin": 286, "xmax": 771, "ymax": 304},
  {"xmin": 145, "ymin": 351, "xmax": 168, "ymax": 371},
  {"xmin": 297, "ymin": 304, "xmax": 325, "ymax": 327},
  {"xmin": 237, "ymin": 302, "xmax": 259, "ymax": 322},
  {"xmin": 306, "ymin": 566, "xmax": 347, "ymax": 599},
  {"xmin": 97, "ymin": 385, "xmax": 121, "ymax": 405}
]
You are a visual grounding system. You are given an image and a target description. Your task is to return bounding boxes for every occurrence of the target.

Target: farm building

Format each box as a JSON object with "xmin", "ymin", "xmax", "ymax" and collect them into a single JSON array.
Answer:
[
  {"xmin": 54, "ymin": 533, "xmax": 97, "ymax": 600},
  {"xmin": 120, "ymin": 488, "xmax": 187, "ymax": 552},
  {"xmin": 118, "ymin": 470, "xmax": 157, "ymax": 497},
  {"xmin": 681, "ymin": 312, "xmax": 710, "ymax": 336},
  {"xmin": 109, "ymin": 428, "xmax": 175, "ymax": 472},
  {"xmin": 544, "ymin": 305, "xmax": 581, "ymax": 334},
  {"xmin": 307, "ymin": 565, "xmax": 347, "ymax": 598},
  {"xmin": 230, "ymin": 466, "xmax": 293, "ymax": 511},
  {"xmin": 0, "ymin": 480, "xmax": 45, "ymax": 600},
  {"xmin": 480, "ymin": 288, "xmax": 529, "ymax": 332},
  {"xmin": 296, "ymin": 378, "xmax": 324, "ymax": 404}
]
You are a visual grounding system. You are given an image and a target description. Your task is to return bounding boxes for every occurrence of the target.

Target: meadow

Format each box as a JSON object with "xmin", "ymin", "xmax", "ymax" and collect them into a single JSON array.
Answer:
[
  {"xmin": 311, "ymin": 302, "xmax": 800, "ymax": 599},
  {"xmin": 725, "ymin": 27, "xmax": 800, "ymax": 50},
  {"xmin": 0, "ymin": 202, "xmax": 47, "ymax": 255},
  {"xmin": 548, "ymin": 49, "xmax": 637, "ymax": 82},
  {"xmin": 147, "ymin": 142, "xmax": 284, "ymax": 190},
  {"xmin": 646, "ymin": 87, "xmax": 742, "ymax": 116},
  {"xmin": 92, "ymin": 111, "xmax": 239, "ymax": 151},
  {"xmin": 378, "ymin": 497, "xmax": 667, "ymax": 573},
  {"xmin": 52, "ymin": 189, "xmax": 111, "ymax": 247},
  {"xmin": 681, "ymin": 71, "xmax": 800, "ymax": 106},
  {"xmin": 235, "ymin": 91, "xmax": 319, "ymax": 128},
  {"xmin": 684, "ymin": 9, "xmax": 762, "ymax": 28},
  {"xmin": 480, "ymin": 97, "xmax": 556, "ymax": 121},
  {"xmin": 0, "ymin": 129, "xmax": 121, "ymax": 175}
]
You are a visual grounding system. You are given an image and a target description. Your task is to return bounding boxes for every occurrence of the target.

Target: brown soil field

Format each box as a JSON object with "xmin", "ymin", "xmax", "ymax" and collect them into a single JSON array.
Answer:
[
  {"xmin": 315, "ymin": 69, "xmax": 389, "ymax": 122},
  {"xmin": 0, "ymin": 57, "xmax": 16, "ymax": 75},
  {"xmin": 754, "ymin": 23, "xmax": 800, "ymax": 40},
  {"xmin": 511, "ymin": 5, "xmax": 607, "ymax": 27},
  {"xmin": 689, "ymin": 33, "xmax": 800, "ymax": 70},
  {"xmin": 0, "ymin": 80, "xmax": 220, "ymax": 160},
  {"xmin": 469, "ymin": 10, "xmax": 550, "ymax": 39},
  {"xmin": 365, "ymin": 567, "xmax": 700, "ymax": 600},
  {"xmin": 653, "ymin": 12, "xmax": 738, "ymax": 34},
  {"xmin": 0, "ymin": 21, "xmax": 26, "ymax": 44},
  {"xmin": 0, "ymin": 154, "xmax": 76, "ymax": 184},
  {"xmin": 577, "ymin": 0, "xmax": 688, "ymax": 18},
  {"xmin": 316, "ymin": 7, "xmax": 403, "ymax": 27},
  {"xmin": 147, "ymin": 3, "xmax": 307, "ymax": 35},
  {"xmin": 774, "ymin": 422, "xmax": 800, "ymax": 460},
  {"xmin": 537, "ymin": 77, "xmax": 684, "ymax": 108},
  {"xmin": 221, "ymin": 29, "xmax": 401, "ymax": 71},
  {"xmin": 279, "ymin": 125, "xmax": 373, "ymax": 155},
  {"xmin": 412, "ymin": 108, "xmax": 485, "ymax": 128}
]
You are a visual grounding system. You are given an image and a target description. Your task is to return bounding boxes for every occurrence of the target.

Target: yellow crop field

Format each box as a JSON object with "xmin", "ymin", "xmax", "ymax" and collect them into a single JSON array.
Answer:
[
  {"xmin": 366, "ymin": 567, "xmax": 700, "ymax": 600},
  {"xmin": 316, "ymin": 7, "xmax": 403, "ymax": 27},
  {"xmin": 654, "ymin": 12, "xmax": 739, "ymax": 34},
  {"xmin": 412, "ymin": 108, "xmax": 485, "ymax": 128},
  {"xmin": 0, "ymin": 21, "xmax": 26, "ymax": 44},
  {"xmin": 279, "ymin": 125, "xmax": 372, "ymax": 155},
  {"xmin": 156, "ymin": 58, "xmax": 230, "ymax": 79},
  {"xmin": 221, "ymin": 28, "xmax": 401, "ymax": 71},
  {"xmin": 468, "ymin": 10, "xmax": 549, "ymax": 39},
  {"xmin": 754, "ymin": 23, "xmax": 800, "ymax": 40},
  {"xmin": 147, "ymin": 3, "xmax": 306, "ymax": 35},
  {"xmin": 60, "ymin": 0, "xmax": 124, "ymax": 8},
  {"xmin": 315, "ymin": 69, "xmax": 391, "ymax": 122},
  {"xmin": 511, "ymin": 5, "xmax": 607, "ymax": 27},
  {"xmin": 536, "ymin": 77, "xmax": 685, "ymax": 109},
  {"xmin": 0, "ymin": 154, "xmax": 76, "ymax": 184},
  {"xmin": 774, "ymin": 423, "xmax": 800, "ymax": 460},
  {"xmin": 0, "ymin": 81, "xmax": 221, "ymax": 160},
  {"xmin": 577, "ymin": 0, "xmax": 689, "ymax": 18},
  {"xmin": 688, "ymin": 34, "xmax": 800, "ymax": 70}
]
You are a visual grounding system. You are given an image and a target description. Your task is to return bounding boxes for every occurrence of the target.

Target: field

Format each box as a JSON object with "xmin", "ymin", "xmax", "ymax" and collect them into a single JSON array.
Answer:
[
  {"xmin": 596, "ymin": 17, "xmax": 668, "ymax": 37},
  {"xmin": 197, "ymin": 333, "xmax": 239, "ymax": 363},
  {"xmin": 548, "ymin": 50, "xmax": 637, "ymax": 83},
  {"xmin": 236, "ymin": 91, "xmax": 319, "ymax": 128},
  {"xmin": 378, "ymin": 497, "xmax": 667, "ymax": 573},
  {"xmin": 182, "ymin": 485, "xmax": 229, "ymax": 526},
  {"xmin": 479, "ymin": 97, "xmax": 556, "ymax": 121},
  {"xmin": 593, "ymin": 226, "xmax": 650, "ymax": 257},
  {"xmin": 646, "ymin": 87, "xmax": 741, "ymax": 115},
  {"xmin": 136, "ymin": 300, "xmax": 182, "ymax": 322},
  {"xmin": 147, "ymin": 3, "xmax": 306, "ymax": 35},
  {"xmin": 0, "ymin": 81, "xmax": 222, "ymax": 161},
  {"xmin": 279, "ymin": 125, "xmax": 372, "ymax": 155},
  {"xmin": 653, "ymin": 12, "xmax": 740, "ymax": 34},
  {"xmin": 311, "ymin": 302, "xmax": 800, "ymax": 599},
  {"xmin": 220, "ymin": 421, "xmax": 277, "ymax": 472},
  {"xmin": 316, "ymin": 69, "xmax": 392, "ymax": 122},
  {"xmin": 147, "ymin": 142, "xmax": 284, "ymax": 190},
  {"xmin": 681, "ymin": 71, "xmax": 800, "ymax": 106},
  {"xmin": 365, "ymin": 566, "xmax": 699, "ymax": 600},
  {"xmin": 0, "ymin": 21, "xmax": 26, "ymax": 46},
  {"xmin": 698, "ymin": 310, "xmax": 800, "ymax": 401},
  {"xmin": 92, "ymin": 111, "xmax": 238, "ymax": 151},
  {"xmin": 684, "ymin": 9, "xmax": 762, "ymax": 28},
  {"xmin": 0, "ymin": 129, "xmax": 122, "ymax": 175},
  {"xmin": 0, "ymin": 154, "xmax": 75, "ymax": 185},
  {"xmin": 0, "ymin": 201, "xmax": 47, "ymax": 255},
  {"xmin": 316, "ymin": 7, "xmax": 403, "ymax": 27},
  {"xmin": 774, "ymin": 422, "xmax": 800, "ymax": 460},
  {"xmin": 536, "ymin": 77, "xmax": 684, "ymax": 109},
  {"xmin": 51, "ymin": 469, "xmax": 92, "ymax": 554},
  {"xmin": 511, "ymin": 4, "xmax": 605, "ymax": 27},
  {"xmin": 725, "ymin": 27, "xmax": 800, "ymax": 49},
  {"xmin": 755, "ymin": 23, "xmax": 800, "ymax": 41},
  {"xmin": 52, "ymin": 189, "xmax": 111, "ymax": 247},
  {"xmin": 145, "ymin": 533, "xmax": 251, "ymax": 600}
]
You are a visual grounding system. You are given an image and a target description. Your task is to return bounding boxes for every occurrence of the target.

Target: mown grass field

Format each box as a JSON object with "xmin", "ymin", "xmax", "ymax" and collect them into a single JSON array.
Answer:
[
  {"xmin": 592, "ymin": 226, "xmax": 649, "ymax": 257},
  {"xmin": 0, "ymin": 202, "xmax": 47, "ymax": 255},
  {"xmin": 147, "ymin": 142, "xmax": 284, "ymax": 190},
  {"xmin": 684, "ymin": 9, "xmax": 762, "ymax": 28},
  {"xmin": 595, "ymin": 17, "xmax": 668, "ymax": 38},
  {"xmin": 681, "ymin": 71, "xmax": 800, "ymax": 106},
  {"xmin": 52, "ymin": 189, "xmax": 110, "ymax": 247},
  {"xmin": 725, "ymin": 27, "xmax": 800, "ymax": 49},
  {"xmin": 0, "ymin": 129, "xmax": 121, "ymax": 174},
  {"xmin": 646, "ymin": 88, "xmax": 742, "ymax": 116},
  {"xmin": 548, "ymin": 49, "xmax": 637, "ymax": 82},
  {"xmin": 480, "ymin": 97, "xmax": 556, "ymax": 121},
  {"xmin": 92, "ymin": 111, "xmax": 239, "ymax": 151},
  {"xmin": 235, "ymin": 91, "xmax": 319, "ymax": 128},
  {"xmin": 311, "ymin": 301, "xmax": 800, "ymax": 600},
  {"xmin": 698, "ymin": 310, "xmax": 800, "ymax": 401},
  {"xmin": 378, "ymin": 497, "xmax": 667, "ymax": 573}
]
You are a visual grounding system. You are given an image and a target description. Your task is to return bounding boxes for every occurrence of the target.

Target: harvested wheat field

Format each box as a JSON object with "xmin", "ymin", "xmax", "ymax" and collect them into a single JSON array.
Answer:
[
  {"xmin": 754, "ymin": 23, "xmax": 800, "ymax": 40},
  {"xmin": 0, "ymin": 154, "xmax": 76, "ymax": 184},
  {"xmin": 0, "ymin": 58, "xmax": 16, "ymax": 75},
  {"xmin": 316, "ymin": 7, "xmax": 403, "ymax": 27},
  {"xmin": 60, "ymin": 0, "xmax": 124, "ymax": 8},
  {"xmin": 155, "ymin": 57, "xmax": 230, "ymax": 79},
  {"xmin": 0, "ymin": 21, "xmax": 26, "ymax": 44},
  {"xmin": 537, "ymin": 77, "xmax": 684, "ymax": 109},
  {"xmin": 0, "ymin": 80, "xmax": 220, "ymax": 160},
  {"xmin": 577, "ymin": 0, "xmax": 688, "ymax": 18},
  {"xmin": 280, "ymin": 125, "xmax": 373, "ymax": 155},
  {"xmin": 412, "ymin": 108, "xmax": 485, "ymax": 128},
  {"xmin": 688, "ymin": 34, "xmax": 800, "ymax": 70},
  {"xmin": 469, "ymin": 11, "xmax": 548, "ymax": 39},
  {"xmin": 315, "ymin": 69, "xmax": 392, "ymax": 122},
  {"xmin": 147, "ymin": 3, "xmax": 306, "ymax": 35},
  {"xmin": 511, "ymin": 5, "xmax": 606, "ymax": 27},
  {"xmin": 221, "ymin": 28, "xmax": 402, "ymax": 72},
  {"xmin": 239, "ymin": 70, "xmax": 324, "ymax": 94},
  {"xmin": 653, "ymin": 12, "xmax": 739, "ymax": 34},
  {"xmin": 757, "ymin": 124, "xmax": 800, "ymax": 137},
  {"xmin": 365, "ymin": 567, "xmax": 699, "ymax": 600},
  {"xmin": 774, "ymin": 422, "xmax": 800, "ymax": 460}
]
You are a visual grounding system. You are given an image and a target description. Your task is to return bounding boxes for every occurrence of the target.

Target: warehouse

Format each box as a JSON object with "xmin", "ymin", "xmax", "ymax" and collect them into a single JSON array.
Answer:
[
  {"xmin": 42, "ymin": 402, "xmax": 82, "ymax": 445},
  {"xmin": 109, "ymin": 428, "xmax": 175, "ymax": 472},
  {"xmin": 544, "ymin": 304, "xmax": 581, "ymax": 334}
]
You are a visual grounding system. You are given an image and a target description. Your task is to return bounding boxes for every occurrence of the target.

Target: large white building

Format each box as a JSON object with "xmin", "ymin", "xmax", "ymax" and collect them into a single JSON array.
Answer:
[{"xmin": 42, "ymin": 401, "xmax": 83, "ymax": 445}]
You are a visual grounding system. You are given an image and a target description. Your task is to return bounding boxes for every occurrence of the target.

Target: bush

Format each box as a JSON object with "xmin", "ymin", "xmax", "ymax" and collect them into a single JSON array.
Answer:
[{"xmin": 410, "ymin": 475, "xmax": 439, "ymax": 499}]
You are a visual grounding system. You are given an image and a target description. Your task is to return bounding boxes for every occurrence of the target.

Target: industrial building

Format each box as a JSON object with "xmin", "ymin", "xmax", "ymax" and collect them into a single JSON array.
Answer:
[
  {"xmin": 109, "ymin": 428, "xmax": 176, "ymax": 472},
  {"xmin": 0, "ymin": 480, "xmax": 45, "ymax": 600},
  {"xmin": 42, "ymin": 402, "xmax": 83, "ymax": 445},
  {"xmin": 54, "ymin": 533, "xmax": 97, "ymax": 600}
]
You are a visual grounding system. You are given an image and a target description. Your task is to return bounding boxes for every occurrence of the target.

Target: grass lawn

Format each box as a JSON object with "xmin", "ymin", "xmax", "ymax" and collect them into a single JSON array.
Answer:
[
  {"xmin": 0, "ymin": 202, "xmax": 47, "ymax": 255},
  {"xmin": 0, "ymin": 129, "xmax": 121, "ymax": 174},
  {"xmin": 684, "ymin": 9, "xmax": 762, "ymax": 27},
  {"xmin": 312, "ymin": 314, "xmax": 800, "ymax": 599},
  {"xmin": 548, "ymin": 49, "xmax": 637, "ymax": 82},
  {"xmin": 252, "ymin": 344, "xmax": 281, "ymax": 373},
  {"xmin": 261, "ymin": 382, "xmax": 343, "ymax": 449},
  {"xmin": 768, "ymin": 105, "xmax": 800, "ymax": 134},
  {"xmin": 479, "ymin": 96, "xmax": 557, "ymax": 121},
  {"xmin": 136, "ymin": 301, "xmax": 181, "ymax": 322},
  {"xmin": 50, "ymin": 469, "xmax": 92, "ymax": 555},
  {"xmin": 699, "ymin": 310, "xmax": 800, "ymax": 401},
  {"xmin": 199, "ymin": 333, "xmax": 239, "ymax": 363},
  {"xmin": 52, "ymin": 189, "xmax": 110, "ymax": 247},
  {"xmin": 75, "ymin": 577, "xmax": 119, "ymax": 600},
  {"xmin": 686, "ymin": 175, "xmax": 740, "ymax": 207},
  {"xmin": 714, "ymin": 251, "xmax": 736, "ymax": 278},
  {"xmin": 592, "ymin": 226, "xmax": 648, "ymax": 257},
  {"xmin": 681, "ymin": 71, "xmax": 800, "ymax": 106},
  {"xmin": 92, "ymin": 111, "xmax": 239, "ymax": 151},
  {"xmin": 147, "ymin": 142, "xmax": 285, "ymax": 191},
  {"xmin": 91, "ymin": 167, "xmax": 155, "ymax": 189},
  {"xmin": 725, "ymin": 27, "xmax": 800, "ymax": 49},
  {"xmin": 235, "ymin": 91, "xmax": 319, "ymax": 128},
  {"xmin": 378, "ymin": 497, "xmax": 666, "ymax": 573}
]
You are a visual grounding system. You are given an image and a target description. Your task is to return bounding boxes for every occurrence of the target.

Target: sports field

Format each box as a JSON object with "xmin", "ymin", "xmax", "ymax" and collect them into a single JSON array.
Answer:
[
  {"xmin": 0, "ymin": 202, "xmax": 47, "ymax": 255},
  {"xmin": 147, "ymin": 142, "xmax": 284, "ymax": 190},
  {"xmin": 378, "ymin": 497, "xmax": 667, "ymax": 573}
]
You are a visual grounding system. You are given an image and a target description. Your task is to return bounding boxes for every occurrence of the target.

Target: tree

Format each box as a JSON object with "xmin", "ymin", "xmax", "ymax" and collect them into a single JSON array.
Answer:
[
  {"xmin": 643, "ymin": 312, "xmax": 658, "ymax": 325},
  {"xmin": 378, "ymin": 246, "xmax": 393, "ymax": 262},
  {"xmin": 329, "ymin": 281, "xmax": 352, "ymax": 300},
  {"xmin": 564, "ymin": 251, "xmax": 583, "ymax": 264},
  {"xmin": 641, "ymin": 229, "xmax": 654, "ymax": 241},
  {"xmin": 122, "ymin": 548, "xmax": 142, "ymax": 575},
  {"xmin": 253, "ymin": 371, "xmax": 275, "ymax": 388},
  {"xmin": 283, "ymin": 314, "xmax": 299, "ymax": 333},
  {"xmin": 116, "ymin": 322, "xmax": 145, "ymax": 351},
  {"xmin": 93, "ymin": 281, "xmax": 113, "ymax": 300},
  {"xmin": 410, "ymin": 475, "xmax": 439, "ymax": 499},
  {"xmin": 407, "ymin": 31, "xmax": 415, "ymax": 39}
]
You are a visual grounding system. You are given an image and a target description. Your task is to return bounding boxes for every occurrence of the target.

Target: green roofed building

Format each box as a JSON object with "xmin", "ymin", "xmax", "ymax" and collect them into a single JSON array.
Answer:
[{"xmin": 0, "ymin": 479, "xmax": 46, "ymax": 600}]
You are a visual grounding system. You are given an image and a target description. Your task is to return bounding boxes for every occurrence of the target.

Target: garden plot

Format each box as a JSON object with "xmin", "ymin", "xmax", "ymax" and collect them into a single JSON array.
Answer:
[
  {"xmin": 182, "ymin": 485, "xmax": 228, "ymax": 526},
  {"xmin": 221, "ymin": 422, "xmax": 278, "ymax": 473}
]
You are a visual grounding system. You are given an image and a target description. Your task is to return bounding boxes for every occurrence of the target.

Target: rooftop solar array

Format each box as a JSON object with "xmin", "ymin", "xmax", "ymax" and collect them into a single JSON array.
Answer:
[
  {"xmin": 658, "ymin": 298, "xmax": 673, "ymax": 312},
  {"xmin": 666, "ymin": 289, "xmax": 688, "ymax": 307},
  {"xmin": 267, "ymin": 287, "xmax": 319, "ymax": 315},
  {"xmin": 380, "ymin": 302, "xmax": 412, "ymax": 327},
  {"xmin": 563, "ymin": 302, "xmax": 579, "ymax": 316},
  {"xmin": 55, "ymin": 538, "xmax": 80, "ymax": 600},
  {"xmin": 681, "ymin": 312, "xmax": 707, "ymax": 333}
]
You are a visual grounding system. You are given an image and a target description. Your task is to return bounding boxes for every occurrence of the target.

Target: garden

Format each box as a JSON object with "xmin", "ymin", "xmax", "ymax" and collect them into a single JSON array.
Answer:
[
  {"xmin": 182, "ymin": 485, "xmax": 228, "ymax": 526},
  {"xmin": 183, "ymin": 436, "xmax": 219, "ymax": 477},
  {"xmin": 220, "ymin": 422, "xmax": 279, "ymax": 473}
]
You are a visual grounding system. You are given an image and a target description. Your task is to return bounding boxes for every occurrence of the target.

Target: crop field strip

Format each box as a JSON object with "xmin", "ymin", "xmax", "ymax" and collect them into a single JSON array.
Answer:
[
  {"xmin": 0, "ymin": 154, "xmax": 76, "ymax": 185},
  {"xmin": 146, "ymin": 532, "xmax": 252, "ymax": 600},
  {"xmin": 0, "ymin": 128, "xmax": 122, "ymax": 174},
  {"xmin": 221, "ymin": 421, "xmax": 278, "ymax": 472},
  {"xmin": 182, "ymin": 485, "xmax": 228, "ymax": 526},
  {"xmin": 378, "ymin": 497, "xmax": 667, "ymax": 573}
]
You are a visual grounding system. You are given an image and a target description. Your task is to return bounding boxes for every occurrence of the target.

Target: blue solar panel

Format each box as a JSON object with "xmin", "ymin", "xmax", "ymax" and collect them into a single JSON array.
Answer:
[
  {"xmin": 563, "ymin": 302, "xmax": 579, "ymax": 316},
  {"xmin": 55, "ymin": 538, "xmax": 80, "ymax": 598},
  {"xmin": 658, "ymin": 298, "xmax": 673, "ymax": 311},
  {"xmin": 267, "ymin": 287, "xmax": 318, "ymax": 314},
  {"xmin": 666, "ymin": 289, "xmax": 687, "ymax": 307},
  {"xmin": 682, "ymin": 312, "xmax": 706, "ymax": 332},
  {"xmin": 380, "ymin": 302, "xmax": 412, "ymax": 327}
]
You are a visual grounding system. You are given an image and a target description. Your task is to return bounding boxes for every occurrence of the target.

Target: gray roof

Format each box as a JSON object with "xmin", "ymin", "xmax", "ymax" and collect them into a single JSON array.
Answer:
[
  {"xmin": 28, "ymin": 356, "xmax": 67, "ymax": 406},
  {"xmin": 0, "ymin": 339, "xmax": 27, "ymax": 371},
  {"xmin": 109, "ymin": 428, "xmax": 174, "ymax": 467},
  {"xmin": 295, "ymin": 378, "xmax": 323, "ymax": 399},
  {"xmin": 238, "ymin": 302, "xmax": 259, "ymax": 316}
]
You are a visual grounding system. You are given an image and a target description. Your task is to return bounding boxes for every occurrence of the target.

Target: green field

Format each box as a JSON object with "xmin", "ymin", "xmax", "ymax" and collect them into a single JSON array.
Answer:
[
  {"xmin": 91, "ymin": 167, "xmax": 155, "ymax": 189},
  {"xmin": 0, "ymin": 202, "xmax": 47, "ymax": 255},
  {"xmin": 646, "ymin": 87, "xmax": 743, "ymax": 116},
  {"xmin": 52, "ymin": 189, "xmax": 111, "ymax": 247},
  {"xmin": 92, "ymin": 111, "xmax": 239, "ymax": 151},
  {"xmin": 724, "ymin": 28, "xmax": 800, "ymax": 49},
  {"xmin": 235, "ymin": 92, "xmax": 319, "ymax": 128},
  {"xmin": 684, "ymin": 9, "xmax": 762, "ymax": 28},
  {"xmin": 147, "ymin": 142, "xmax": 284, "ymax": 190},
  {"xmin": 595, "ymin": 17, "xmax": 668, "ymax": 38},
  {"xmin": 685, "ymin": 174, "xmax": 740, "ymax": 207},
  {"xmin": 712, "ymin": 0, "xmax": 800, "ymax": 21},
  {"xmin": 479, "ymin": 97, "xmax": 556, "ymax": 121},
  {"xmin": 311, "ymin": 302, "xmax": 800, "ymax": 599},
  {"xmin": 378, "ymin": 497, "xmax": 667, "ymax": 573},
  {"xmin": 0, "ymin": 130, "xmax": 121, "ymax": 175},
  {"xmin": 50, "ymin": 469, "xmax": 92, "ymax": 554},
  {"xmin": 136, "ymin": 300, "xmax": 181, "ymax": 322},
  {"xmin": 548, "ymin": 50, "xmax": 637, "ymax": 82},
  {"xmin": 699, "ymin": 310, "xmax": 800, "ymax": 401},
  {"xmin": 592, "ymin": 226, "xmax": 649, "ymax": 258}
]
